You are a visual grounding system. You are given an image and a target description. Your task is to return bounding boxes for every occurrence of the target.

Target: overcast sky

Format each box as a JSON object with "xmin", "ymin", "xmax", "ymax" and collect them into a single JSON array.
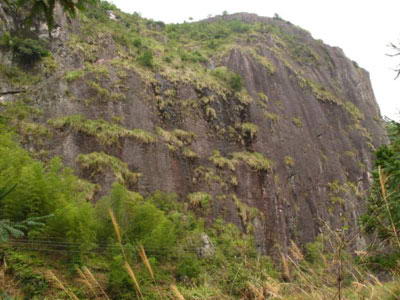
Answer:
[{"xmin": 110, "ymin": 0, "xmax": 400, "ymax": 121}]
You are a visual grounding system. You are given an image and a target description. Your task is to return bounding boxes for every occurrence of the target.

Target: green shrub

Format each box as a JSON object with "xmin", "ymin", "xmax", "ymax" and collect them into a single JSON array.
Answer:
[
  {"xmin": 227, "ymin": 20, "xmax": 250, "ymax": 33},
  {"xmin": 0, "ymin": 32, "xmax": 11, "ymax": 48},
  {"xmin": 95, "ymin": 183, "xmax": 142, "ymax": 242},
  {"xmin": 0, "ymin": 215, "xmax": 48, "ymax": 243},
  {"xmin": 292, "ymin": 117, "xmax": 303, "ymax": 128},
  {"xmin": 129, "ymin": 201, "xmax": 176, "ymax": 256},
  {"xmin": 179, "ymin": 49, "xmax": 206, "ymax": 63},
  {"xmin": 231, "ymin": 151, "xmax": 272, "ymax": 171},
  {"xmin": 209, "ymin": 150, "xmax": 237, "ymax": 171},
  {"xmin": 1, "ymin": 34, "xmax": 50, "ymax": 65},
  {"xmin": 207, "ymin": 40, "xmax": 218, "ymax": 49},
  {"xmin": 187, "ymin": 192, "xmax": 212, "ymax": 208},
  {"xmin": 146, "ymin": 191, "xmax": 181, "ymax": 212},
  {"xmin": 166, "ymin": 19, "xmax": 250, "ymax": 42},
  {"xmin": 0, "ymin": 131, "xmax": 98, "ymax": 257},
  {"xmin": 43, "ymin": 200, "xmax": 98, "ymax": 255},
  {"xmin": 6, "ymin": 252, "xmax": 49, "ymax": 297},
  {"xmin": 65, "ymin": 69, "xmax": 85, "ymax": 81},
  {"xmin": 229, "ymin": 73, "xmax": 242, "ymax": 91},
  {"xmin": 365, "ymin": 252, "xmax": 400, "ymax": 271},
  {"xmin": 238, "ymin": 122, "xmax": 258, "ymax": 140},
  {"xmin": 49, "ymin": 115, "xmax": 156, "ymax": 145},
  {"xmin": 107, "ymin": 255, "xmax": 135, "ymax": 299},
  {"xmin": 211, "ymin": 67, "xmax": 242, "ymax": 91},
  {"xmin": 84, "ymin": 0, "xmax": 118, "ymax": 22},
  {"xmin": 1, "ymin": 156, "xmax": 70, "ymax": 221},
  {"xmin": 96, "ymin": 184, "xmax": 177, "ymax": 259},
  {"xmin": 77, "ymin": 152, "xmax": 141, "ymax": 187},
  {"xmin": 284, "ymin": 155, "xmax": 295, "ymax": 167},
  {"xmin": 133, "ymin": 38, "xmax": 142, "ymax": 48},
  {"xmin": 304, "ymin": 235, "xmax": 325, "ymax": 264},
  {"xmin": 99, "ymin": 0, "xmax": 118, "ymax": 11},
  {"xmin": 176, "ymin": 255, "xmax": 201, "ymax": 281},
  {"xmin": 137, "ymin": 50, "xmax": 154, "ymax": 67}
]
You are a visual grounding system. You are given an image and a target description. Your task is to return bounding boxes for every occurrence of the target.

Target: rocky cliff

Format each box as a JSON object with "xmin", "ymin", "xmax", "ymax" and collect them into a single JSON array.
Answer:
[{"xmin": 0, "ymin": 6, "xmax": 387, "ymax": 255}]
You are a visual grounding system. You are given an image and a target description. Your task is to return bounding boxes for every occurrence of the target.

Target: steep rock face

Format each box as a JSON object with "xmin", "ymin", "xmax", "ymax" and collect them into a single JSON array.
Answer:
[{"xmin": 0, "ymin": 11, "xmax": 387, "ymax": 254}]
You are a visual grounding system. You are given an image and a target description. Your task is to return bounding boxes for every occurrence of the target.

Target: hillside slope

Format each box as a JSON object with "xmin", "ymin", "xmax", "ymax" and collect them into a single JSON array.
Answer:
[{"xmin": 0, "ymin": 5, "xmax": 387, "ymax": 256}]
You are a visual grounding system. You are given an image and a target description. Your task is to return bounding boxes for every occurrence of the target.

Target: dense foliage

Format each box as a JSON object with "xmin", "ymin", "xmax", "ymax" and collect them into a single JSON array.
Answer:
[
  {"xmin": 362, "ymin": 120, "xmax": 400, "ymax": 254},
  {"xmin": 5, "ymin": 0, "xmax": 95, "ymax": 33},
  {"xmin": 0, "ymin": 33, "xmax": 49, "ymax": 65},
  {"xmin": 0, "ymin": 126, "xmax": 98, "ymax": 253}
]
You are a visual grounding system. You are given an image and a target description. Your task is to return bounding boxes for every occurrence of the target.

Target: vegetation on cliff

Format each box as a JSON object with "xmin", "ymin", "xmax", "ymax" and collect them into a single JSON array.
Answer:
[
  {"xmin": 0, "ymin": 0, "xmax": 398, "ymax": 299},
  {"xmin": 0, "ymin": 125, "xmax": 278, "ymax": 298},
  {"xmin": 0, "ymin": 126, "xmax": 399, "ymax": 299}
]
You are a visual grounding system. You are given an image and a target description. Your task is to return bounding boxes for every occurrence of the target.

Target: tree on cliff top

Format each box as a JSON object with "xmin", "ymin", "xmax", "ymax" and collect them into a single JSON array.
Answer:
[{"xmin": 6, "ymin": 0, "xmax": 95, "ymax": 36}]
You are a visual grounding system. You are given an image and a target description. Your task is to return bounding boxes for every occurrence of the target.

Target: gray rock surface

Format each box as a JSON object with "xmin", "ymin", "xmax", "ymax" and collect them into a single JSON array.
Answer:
[{"xmin": 0, "ymin": 11, "xmax": 388, "ymax": 255}]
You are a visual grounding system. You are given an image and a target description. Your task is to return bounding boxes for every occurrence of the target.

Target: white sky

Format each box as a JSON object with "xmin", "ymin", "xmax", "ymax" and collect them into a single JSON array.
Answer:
[{"xmin": 110, "ymin": 0, "xmax": 400, "ymax": 121}]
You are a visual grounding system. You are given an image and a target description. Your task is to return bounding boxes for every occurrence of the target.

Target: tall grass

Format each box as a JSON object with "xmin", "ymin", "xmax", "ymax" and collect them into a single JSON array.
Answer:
[
  {"xmin": 242, "ymin": 220, "xmax": 400, "ymax": 300},
  {"xmin": 82, "ymin": 266, "xmax": 110, "ymax": 300},
  {"xmin": 378, "ymin": 166, "xmax": 400, "ymax": 249},
  {"xmin": 171, "ymin": 284, "xmax": 186, "ymax": 300},
  {"xmin": 108, "ymin": 208, "xmax": 183, "ymax": 299},
  {"xmin": 47, "ymin": 270, "xmax": 79, "ymax": 300},
  {"xmin": 109, "ymin": 208, "xmax": 143, "ymax": 299},
  {"xmin": 76, "ymin": 267, "xmax": 97, "ymax": 298}
]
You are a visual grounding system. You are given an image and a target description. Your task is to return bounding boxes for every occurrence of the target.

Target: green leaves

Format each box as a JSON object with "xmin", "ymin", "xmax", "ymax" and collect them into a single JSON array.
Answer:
[
  {"xmin": 137, "ymin": 50, "xmax": 154, "ymax": 68},
  {"xmin": 96, "ymin": 184, "xmax": 177, "ymax": 259},
  {"xmin": 362, "ymin": 119, "xmax": 400, "ymax": 250},
  {"xmin": 0, "ymin": 129, "xmax": 97, "ymax": 255},
  {"xmin": 0, "ymin": 182, "xmax": 52, "ymax": 243},
  {"xmin": 0, "ymin": 214, "xmax": 50, "ymax": 243},
  {"xmin": 0, "ymin": 32, "xmax": 49, "ymax": 65},
  {"xmin": 9, "ymin": 0, "xmax": 96, "ymax": 36},
  {"xmin": 0, "ymin": 183, "xmax": 17, "ymax": 201},
  {"xmin": 0, "ymin": 219, "xmax": 25, "ymax": 242},
  {"xmin": 211, "ymin": 67, "xmax": 243, "ymax": 92}
]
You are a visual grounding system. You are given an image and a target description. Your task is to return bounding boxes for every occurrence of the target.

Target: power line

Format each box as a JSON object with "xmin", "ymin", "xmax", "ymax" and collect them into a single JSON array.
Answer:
[{"xmin": 1, "ymin": 239, "xmax": 202, "ymax": 255}]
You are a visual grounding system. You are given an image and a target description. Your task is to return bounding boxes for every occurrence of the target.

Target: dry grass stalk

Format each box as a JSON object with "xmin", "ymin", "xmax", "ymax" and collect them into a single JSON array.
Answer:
[
  {"xmin": 109, "ymin": 208, "xmax": 129, "ymax": 263},
  {"xmin": 378, "ymin": 166, "xmax": 400, "ymax": 249},
  {"xmin": 0, "ymin": 257, "xmax": 5, "ymax": 287},
  {"xmin": 0, "ymin": 268, "xmax": 4, "ymax": 289},
  {"xmin": 138, "ymin": 245, "xmax": 164, "ymax": 299},
  {"xmin": 368, "ymin": 274, "xmax": 399, "ymax": 299},
  {"xmin": 352, "ymin": 281, "xmax": 367, "ymax": 293},
  {"xmin": 109, "ymin": 209, "xmax": 144, "ymax": 299},
  {"xmin": 139, "ymin": 244, "xmax": 154, "ymax": 280},
  {"xmin": 280, "ymin": 253, "xmax": 291, "ymax": 282},
  {"xmin": 77, "ymin": 267, "xmax": 97, "ymax": 298},
  {"xmin": 286, "ymin": 255, "xmax": 320, "ymax": 293},
  {"xmin": 47, "ymin": 270, "xmax": 79, "ymax": 300},
  {"xmin": 108, "ymin": 208, "xmax": 122, "ymax": 243},
  {"xmin": 263, "ymin": 280, "xmax": 282, "ymax": 298},
  {"xmin": 82, "ymin": 266, "xmax": 110, "ymax": 300},
  {"xmin": 170, "ymin": 284, "xmax": 185, "ymax": 300},
  {"xmin": 289, "ymin": 240, "xmax": 304, "ymax": 261},
  {"xmin": 369, "ymin": 273, "xmax": 383, "ymax": 287},
  {"xmin": 246, "ymin": 282, "xmax": 264, "ymax": 300},
  {"xmin": 124, "ymin": 261, "xmax": 143, "ymax": 299}
]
